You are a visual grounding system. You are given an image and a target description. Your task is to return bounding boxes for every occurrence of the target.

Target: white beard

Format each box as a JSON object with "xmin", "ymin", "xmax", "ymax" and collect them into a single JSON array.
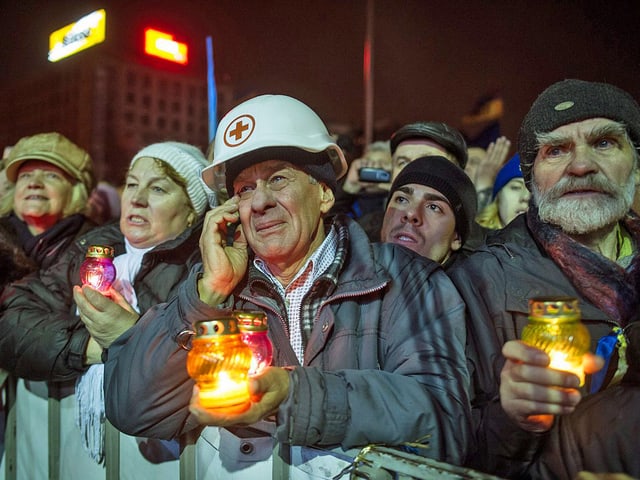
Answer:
[{"xmin": 532, "ymin": 173, "xmax": 635, "ymax": 234}]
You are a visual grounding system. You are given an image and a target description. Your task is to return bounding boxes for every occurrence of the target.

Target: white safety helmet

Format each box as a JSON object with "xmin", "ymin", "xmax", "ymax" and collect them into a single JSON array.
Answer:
[{"xmin": 201, "ymin": 94, "xmax": 347, "ymax": 194}]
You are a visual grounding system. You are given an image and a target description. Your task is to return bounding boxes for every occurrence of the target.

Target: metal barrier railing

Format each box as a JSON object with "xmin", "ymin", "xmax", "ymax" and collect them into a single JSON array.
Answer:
[
  {"xmin": 2, "ymin": 371, "xmax": 16, "ymax": 480},
  {"xmin": 48, "ymin": 386, "xmax": 61, "ymax": 480},
  {"xmin": 1, "ymin": 374, "xmax": 196, "ymax": 480},
  {"xmin": 2, "ymin": 376, "xmax": 504, "ymax": 480}
]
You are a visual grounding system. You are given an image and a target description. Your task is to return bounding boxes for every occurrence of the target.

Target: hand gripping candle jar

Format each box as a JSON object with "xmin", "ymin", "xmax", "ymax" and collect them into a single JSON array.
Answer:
[
  {"xmin": 79, "ymin": 245, "xmax": 117, "ymax": 292},
  {"xmin": 522, "ymin": 296, "xmax": 591, "ymax": 385},
  {"xmin": 186, "ymin": 316, "xmax": 253, "ymax": 412},
  {"xmin": 235, "ymin": 310, "xmax": 273, "ymax": 376}
]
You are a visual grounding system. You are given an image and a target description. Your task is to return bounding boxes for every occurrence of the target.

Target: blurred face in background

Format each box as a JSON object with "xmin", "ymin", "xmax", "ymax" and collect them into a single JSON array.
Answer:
[
  {"xmin": 13, "ymin": 160, "xmax": 74, "ymax": 234},
  {"xmin": 366, "ymin": 148, "xmax": 392, "ymax": 171},
  {"xmin": 358, "ymin": 144, "xmax": 393, "ymax": 192},
  {"xmin": 497, "ymin": 178, "xmax": 530, "ymax": 225},
  {"xmin": 0, "ymin": 147, "xmax": 12, "ymax": 196},
  {"xmin": 120, "ymin": 157, "xmax": 195, "ymax": 249},
  {"xmin": 392, "ymin": 140, "xmax": 456, "ymax": 180}
]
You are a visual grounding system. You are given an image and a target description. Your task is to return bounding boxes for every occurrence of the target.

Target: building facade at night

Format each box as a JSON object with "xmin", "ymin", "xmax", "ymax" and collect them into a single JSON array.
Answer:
[{"xmin": 0, "ymin": 9, "xmax": 233, "ymax": 186}]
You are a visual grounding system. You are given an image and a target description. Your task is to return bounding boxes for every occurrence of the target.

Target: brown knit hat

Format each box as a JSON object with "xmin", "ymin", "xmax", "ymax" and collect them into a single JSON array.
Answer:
[
  {"xmin": 5, "ymin": 132, "xmax": 95, "ymax": 191},
  {"xmin": 518, "ymin": 79, "xmax": 640, "ymax": 189}
]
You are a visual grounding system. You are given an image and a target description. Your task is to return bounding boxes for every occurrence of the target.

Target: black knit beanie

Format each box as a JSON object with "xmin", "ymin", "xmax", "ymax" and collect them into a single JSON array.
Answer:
[
  {"xmin": 387, "ymin": 155, "xmax": 477, "ymax": 244},
  {"xmin": 224, "ymin": 146, "xmax": 337, "ymax": 194},
  {"xmin": 518, "ymin": 79, "xmax": 640, "ymax": 190}
]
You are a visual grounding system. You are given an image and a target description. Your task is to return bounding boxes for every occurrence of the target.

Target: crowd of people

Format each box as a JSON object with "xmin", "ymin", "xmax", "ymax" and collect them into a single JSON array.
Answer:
[{"xmin": 0, "ymin": 78, "xmax": 638, "ymax": 480}]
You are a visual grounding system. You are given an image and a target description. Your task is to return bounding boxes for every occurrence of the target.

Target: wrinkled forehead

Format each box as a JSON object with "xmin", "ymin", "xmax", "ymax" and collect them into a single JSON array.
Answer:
[
  {"xmin": 392, "ymin": 141, "xmax": 456, "ymax": 168},
  {"xmin": 234, "ymin": 159, "xmax": 300, "ymax": 183},
  {"xmin": 537, "ymin": 117, "xmax": 630, "ymax": 145},
  {"xmin": 394, "ymin": 183, "xmax": 451, "ymax": 204},
  {"xmin": 394, "ymin": 139, "xmax": 448, "ymax": 154}
]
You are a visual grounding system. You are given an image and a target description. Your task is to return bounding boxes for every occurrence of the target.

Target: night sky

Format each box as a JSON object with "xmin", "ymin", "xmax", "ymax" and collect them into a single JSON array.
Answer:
[{"xmin": 1, "ymin": 0, "xmax": 639, "ymax": 146}]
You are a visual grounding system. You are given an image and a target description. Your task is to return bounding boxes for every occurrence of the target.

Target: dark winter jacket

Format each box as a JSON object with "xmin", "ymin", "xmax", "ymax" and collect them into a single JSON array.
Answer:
[
  {"xmin": 104, "ymin": 217, "xmax": 473, "ymax": 466},
  {"xmin": 527, "ymin": 321, "xmax": 640, "ymax": 479},
  {"xmin": 0, "ymin": 228, "xmax": 36, "ymax": 290},
  {"xmin": 448, "ymin": 213, "xmax": 640, "ymax": 478},
  {"xmin": 0, "ymin": 213, "xmax": 94, "ymax": 273},
  {"xmin": 0, "ymin": 220, "xmax": 202, "ymax": 381}
]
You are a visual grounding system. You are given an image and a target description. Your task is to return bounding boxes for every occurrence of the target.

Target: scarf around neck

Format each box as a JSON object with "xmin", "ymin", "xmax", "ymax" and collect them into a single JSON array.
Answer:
[
  {"xmin": 9, "ymin": 212, "xmax": 86, "ymax": 267},
  {"xmin": 527, "ymin": 206, "xmax": 640, "ymax": 327}
]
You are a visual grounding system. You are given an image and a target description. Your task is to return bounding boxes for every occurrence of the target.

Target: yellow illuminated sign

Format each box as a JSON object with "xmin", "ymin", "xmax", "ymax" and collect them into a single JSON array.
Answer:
[
  {"xmin": 144, "ymin": 28, "xmax": 188, "ymax": 65},
  {"xmin": 48, "ymin": 9, "xmax": 106, "ymax": 62}
]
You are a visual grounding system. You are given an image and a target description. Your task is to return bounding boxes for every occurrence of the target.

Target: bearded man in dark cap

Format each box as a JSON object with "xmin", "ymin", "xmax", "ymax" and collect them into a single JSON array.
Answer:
[{"xmin": 449, "ymin": 79, "xmax": 640, "ymax": 478}]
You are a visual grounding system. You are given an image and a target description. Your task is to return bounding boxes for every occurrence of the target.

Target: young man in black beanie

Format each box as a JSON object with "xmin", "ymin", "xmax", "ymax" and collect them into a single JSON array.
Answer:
[
  {"xmin": 358, "ymin": 121, "xmax": 481, "ymax": 242},
  {"xmin": 449, "ymin": 78, "xmax": 640, "ymax": 478},
  {"xmin": 381, "ymin": 155, "xmax": 477, "ymax": 269}
]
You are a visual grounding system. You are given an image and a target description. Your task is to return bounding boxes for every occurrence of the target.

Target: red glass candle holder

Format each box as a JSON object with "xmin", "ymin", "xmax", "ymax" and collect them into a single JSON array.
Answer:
[
  {"xmin": 79, "ymin": 245, "xmax": 116, "ymax": 292},
  {"xmin": 236, "ymin": 310, "xmax": 273, "ymax": 376}
]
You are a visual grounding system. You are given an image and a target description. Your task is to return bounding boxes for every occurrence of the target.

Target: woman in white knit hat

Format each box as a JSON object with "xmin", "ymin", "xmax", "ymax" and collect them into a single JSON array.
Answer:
[{"xmin": 0, "ymin": 141, "xmax": 212, "ymax": 480}]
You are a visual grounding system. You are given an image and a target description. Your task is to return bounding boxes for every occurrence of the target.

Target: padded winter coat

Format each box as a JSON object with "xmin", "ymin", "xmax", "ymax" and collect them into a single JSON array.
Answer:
[
  {"xmin": 449, "ymin": 214, "xmax": 638, "ymax": 478},
  {"xmin": 0, "ymin": 220, "xmax": 202, "ymax": 381},
  {"xmin": 104, "ymin": 217, "xmax": 473, "ymax": 466}
]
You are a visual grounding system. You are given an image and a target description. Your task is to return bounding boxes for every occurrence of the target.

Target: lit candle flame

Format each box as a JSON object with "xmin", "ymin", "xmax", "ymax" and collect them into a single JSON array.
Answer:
[
  {"xmin": 548, "ymin": 349, "xmax": 585, "ymax": 386},
  {"xmin": 84, "ymin": 271, "xmax": 104, "ymax": 290},
  {"xmin": 198, "ymin": 371, "xmax": 249, "ymax": 409}
]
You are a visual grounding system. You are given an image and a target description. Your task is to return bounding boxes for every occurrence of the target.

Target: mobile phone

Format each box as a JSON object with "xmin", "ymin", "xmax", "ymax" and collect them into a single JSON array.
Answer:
[
  {"xmin": 226, "ymin": 221, "xmax": 240, "ymax": 245},
  {"xmin": 358, "ymin": 167, "xmax": 391, "ymax": 183}
]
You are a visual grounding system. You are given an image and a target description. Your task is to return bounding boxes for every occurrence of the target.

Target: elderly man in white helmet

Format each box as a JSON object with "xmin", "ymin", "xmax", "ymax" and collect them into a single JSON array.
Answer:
[{"xmin": 103, "ymin": 94, "xmax": 471, "ymax": 477}]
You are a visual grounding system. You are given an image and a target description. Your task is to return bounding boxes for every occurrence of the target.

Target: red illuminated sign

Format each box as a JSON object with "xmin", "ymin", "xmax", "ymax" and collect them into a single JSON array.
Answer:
[{"xmin": 144, "ymin": 28, "xmax": 188, "ymax": 65}]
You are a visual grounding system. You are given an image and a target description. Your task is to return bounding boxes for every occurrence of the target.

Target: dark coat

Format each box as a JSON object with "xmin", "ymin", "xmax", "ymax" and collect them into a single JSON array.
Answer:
[
  {"xmin": 0, "ymin": 213, "xmax": 94, "ymax": 272},
  {"xmin": 104, "ymin": 217, "xmax": 473, "ymax": 465},
  {"xmin": 528, "ymin": 321, "xmax": 640, "ymax": 479},
  {"xmin": 448, "ymin": 214, "xmax": 636, "ymax": 478},
  {"xmin": 0, "ymin": 220, "xmax": 202, "ymax": 381},
  {"xmin": 0, "ymin": 228, "xmax": 36, "ymax": 290}
]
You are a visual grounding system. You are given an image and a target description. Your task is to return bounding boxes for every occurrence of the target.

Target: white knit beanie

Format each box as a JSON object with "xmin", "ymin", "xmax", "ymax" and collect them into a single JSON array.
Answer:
[{"xmin": 130, "ymin": 142, "xmax": 210, "ymax": 216}]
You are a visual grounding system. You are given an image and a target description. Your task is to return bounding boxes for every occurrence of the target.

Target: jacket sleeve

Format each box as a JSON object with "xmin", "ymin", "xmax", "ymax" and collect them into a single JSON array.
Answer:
[
  {"xmin": 0, "ymin": 245, "xmax": 90, "ymax": 381},
  {"xmin": 104, "ymin": 266, "xmax": 213, "ymax": 439},
  {"xmin": 448, "ymin": 252, "xmax": 546, "ymax": 476},
  {"xmin": 276, "ymin": 267, "xmax": 472, "ymax": 466}
]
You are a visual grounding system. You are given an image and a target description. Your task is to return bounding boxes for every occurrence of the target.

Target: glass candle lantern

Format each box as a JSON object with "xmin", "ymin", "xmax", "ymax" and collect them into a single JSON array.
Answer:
[
  {"xmin": 522, "ymin": 296, "xmax": 591, "ymax": 385},
  {"xmin": 79, "ymin": 245, "xmax": 116, "ymax": 292},
  {"xmin": 186, "ymin": 316, "xmax": 253, "ymax": 412},
  {"xmin": 236, "ymin": 310, "xmax": 273, "ymax": 376}
]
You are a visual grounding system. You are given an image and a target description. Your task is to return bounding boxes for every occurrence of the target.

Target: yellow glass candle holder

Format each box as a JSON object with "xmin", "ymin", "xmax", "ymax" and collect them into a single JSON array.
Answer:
[
  {"xmin": 522, "ymin": 296, "xmax": 591, "ymax": 385},
  {"xmin": 186, "ymin": 316, "xmax": 253, "ymax": 412}
]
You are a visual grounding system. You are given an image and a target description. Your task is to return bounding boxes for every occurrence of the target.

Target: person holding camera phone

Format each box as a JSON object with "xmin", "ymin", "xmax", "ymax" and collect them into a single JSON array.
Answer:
[
  {"xmin": 357, "ymin": 121, "xmax": 488, "ymax": 252},
  {"xmin": 333, "ymin": 140, "xmax": 392, "ymax": 221}
]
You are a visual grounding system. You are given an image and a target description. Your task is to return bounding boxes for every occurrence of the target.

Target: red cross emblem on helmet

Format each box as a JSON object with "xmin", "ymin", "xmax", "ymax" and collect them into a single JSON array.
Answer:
[{"xmin": 224, "ymin": 114, "xmax": 255, "ymax": 147}]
